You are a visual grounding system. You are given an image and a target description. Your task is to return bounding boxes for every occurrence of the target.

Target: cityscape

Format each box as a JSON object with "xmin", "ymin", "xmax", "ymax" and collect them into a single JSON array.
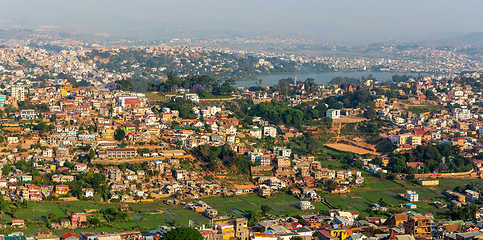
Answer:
[{"xmin": 2, "ymin": 1, "xmax": 483, "ymax": 240}]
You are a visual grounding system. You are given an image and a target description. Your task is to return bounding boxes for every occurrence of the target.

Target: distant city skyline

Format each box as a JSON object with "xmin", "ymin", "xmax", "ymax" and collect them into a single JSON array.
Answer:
[{"xmin": 2, "ymin": 0, "xmax": 483, "ymax": 44}]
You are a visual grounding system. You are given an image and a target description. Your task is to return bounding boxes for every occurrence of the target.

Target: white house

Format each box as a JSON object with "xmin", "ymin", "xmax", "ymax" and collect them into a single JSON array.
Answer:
[
  {"xmin": 326, "ymin": 109, "xmax": 341, "ymax": 119},
  {"xmin": 263, "ymin": 126, "xmax": 277, "ymax": 138},
  {"xmin": 300, "ymin": 201, "xmax": 315, "ymax": 210},
  {"xmin": 406, "ymin": 190, "xmax": 419, "ymax": 202},
  {"xmin": 84, "ymin": 188, "xmax": 94, "ymax": 198}
]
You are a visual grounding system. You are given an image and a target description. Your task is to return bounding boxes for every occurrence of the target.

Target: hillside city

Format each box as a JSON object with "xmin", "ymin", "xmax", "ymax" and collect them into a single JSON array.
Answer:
[{"xmin": 1, "ymin": 33, "xmax": 483, "ymax": 240}]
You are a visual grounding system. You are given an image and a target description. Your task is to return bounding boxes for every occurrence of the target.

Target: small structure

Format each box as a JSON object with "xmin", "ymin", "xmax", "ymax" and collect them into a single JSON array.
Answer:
[
  {"xmin": 417, "ymin": 178, "xmax": 439, "ymax": 186},
  {"xmin": 405, "ymin": 190, "xmax": 419, "ymax": 202},
  {"xmin": 299, "ymin": 201, "xmax": 315, "ymax": 210}
]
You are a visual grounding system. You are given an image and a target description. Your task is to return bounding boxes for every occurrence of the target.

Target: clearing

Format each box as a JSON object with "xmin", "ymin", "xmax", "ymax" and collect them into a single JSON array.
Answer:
[
  {"xmin": 332, "ymin": 116, "xmax": 367, "ymax": 124},
  {"xmin": 325, "ymin": 143, "xmax": 380, "ymax": 155}
]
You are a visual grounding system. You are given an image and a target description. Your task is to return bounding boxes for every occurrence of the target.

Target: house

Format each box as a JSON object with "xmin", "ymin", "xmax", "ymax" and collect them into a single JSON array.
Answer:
[
  {"xmin": 258, "ymin": 185, "xmax": 271, "ymax": 197},
  {"xmin": 61, "ymin": 218, "xmax": 72, "ymax": 228},
  {"xmin": 103, "ymin": 148, "xmax": 137, "ymax": 158},
  {"xmin": 250, "ymin": 233, "xmax": 277, "ymax": 240},
  {"xmin": 326, "ymin": 109, "xmax": 341, "ymax": 119},
  {"xmin": 263, "ymin": 126, "xmax": 277, "ymax": 138},
  {"xmin": 250, "ymin": 127, "xmax": 262, "ymax": 139},
  {"xmin": 300, "ymin": 201, "xmax": 315, "ymax": 210},
  {"xmin": 20, "ymin": 109, "xmax": 36, "ymax": 119},
  {"xmin": 74, "ymin": 163, "xmax": 88, "ymax": 172},
  {"xmin": 403, "ymin": 215, "xmax": 431, "ymax": 237},
  {"xmin": 405, "ymin": 203, "xmax": 417, "ymax": 209},
  {"xmin": 331, "ymin": 186, "xmax": 350, "ymax": 193},
  {"xmin": 61, "ymin": 233, "xmax": 79, "ymax": 240},
  {"xmin": 417, "ymin": 178, "xmax": 439, "ymax": 186},
  {"xmin": 205, "ymin": 208, "xmax": 218, "ymax": 219},
  {"xmin": 124, "ymin": 98, "xmax": 141, "ymax": 108},
  {"xmin": 71, "ymin": 213, "xmax": 87, "ymax": 228},
  {"xmin": 406, "ymin": 162, "xmax": 424, "ymax": 169},
  {"xmin": 405, "ymin": 190, "xmax": 419, "ymax": 202},
  {"xmin": 11, "ymin": 219, "xmax": 25, "ymax": 227},
  {"xmin": 384, "ymin": 213, "xmax": 408, "ymax": 226},
  {"xmin": 55, "ymin": 185, "xmax": 69, "ymax": 195},
  {"xmin": 318, "ymin": 229, "xmax": 338, "ymax": 240},
  {"xmin": 465, "ymin": 189, "xmax": 479, "ymax": 203},
  {"xmin": 83, "ymin": 188, "xmax": 94, "ymax": 198}
]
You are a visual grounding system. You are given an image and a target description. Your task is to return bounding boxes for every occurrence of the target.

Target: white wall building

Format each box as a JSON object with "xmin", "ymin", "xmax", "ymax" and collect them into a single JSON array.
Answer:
[
  {"xmin": 11, "ymin": 86, "xmax": 26, "ymax": 101},
  {"xmin": 326, "ymin": 109, "xmax": 341, "ymax": 119},
  {"xmin": 454, "ymin": 108, "xmax": 471, "ymax": 120},
  {"xmin": 263, "ymin": 126, "xmax": 277, "ymax": 138},
  {"xmin": 406, "ymin": 190, "xmax": 419, "ymax": 202}
]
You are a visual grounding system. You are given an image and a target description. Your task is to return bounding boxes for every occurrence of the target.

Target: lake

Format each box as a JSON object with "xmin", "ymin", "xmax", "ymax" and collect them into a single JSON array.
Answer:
[{"xmin": 235, "ymin": 72, "xmax": 418, "ymax": 87}]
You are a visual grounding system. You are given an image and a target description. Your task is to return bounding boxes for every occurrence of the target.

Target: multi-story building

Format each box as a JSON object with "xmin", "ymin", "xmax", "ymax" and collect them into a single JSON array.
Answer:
[
  {"xmin": 326, "ymin": 109, "xmax": 341, "ymax": 119},
  {"xmin": 11, "ymin": 86, "xmax": 25, "ymax": 101},
  {"xmin": 465, "ymin": 190, "xmax": 479, "ymax": 203},
  {"xmin": 404, "ymin": 215, "xmax": 431, "ymax": 237},
  {"xmin": 454, "ymin": 108, "xmax": 471, "ymax": 120},
  {"xmin": 19, "ymin": 109, "xmax": 36, "ymax": 119},
  {"xmin": 300, "ymin": 201, "xmax": 315, "ymax": 210},
  {"xmin": 249, "ymin": 127, "xmax": 262, "ymax": 139},
  {"xmin": 405, "ymin": 190, "xmax": 419, "ymax": 202},
  {"xmin": 55, "ymin": 185, "xmax": 70, "ymax": 195},
  {"xmin": 277, "ymin": 157, "xmax": 291, "ymax": 168},
  {"xmin": 417, "ymin": 178, "xmax": 439, "ymax": 186},
  {"xmin": 263, "ymin": 126, "xmax": 277, "ymax": 138},
  {"xmin": 214, "ymin": 218, "xmax": 248, "ymax": 240},
  {"xmin": 101, "ymin": 148, "xmax": 137, "ymax": 158},
  {"xmin": 0, "ymin": 94, "xmax": 6, "ymax": 106},
  {"xmin": 398, "ymin": 134, "xmax": 421, "ymax": 146}
]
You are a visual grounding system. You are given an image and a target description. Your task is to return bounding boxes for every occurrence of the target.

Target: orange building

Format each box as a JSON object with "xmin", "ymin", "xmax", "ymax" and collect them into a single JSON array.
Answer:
[
  {"xmin": 331, "ymin": 186, "xmax": 350, "ymax": 193},
  {"xmin": 62, "ymin": 84, "xmax": 73, "ymax": 90},
  {"xmin": 124, "ymin": 98, "xmax": 141, "ymax": 108},
  {"xmin": 55, "ymin": 185, "xmax": 70, "ymax": 195}
]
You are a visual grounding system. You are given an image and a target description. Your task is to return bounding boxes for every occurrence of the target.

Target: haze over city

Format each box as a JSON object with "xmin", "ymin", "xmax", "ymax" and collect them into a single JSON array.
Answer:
[{"xmin": 2, "ymin": 0, "xmax": 483, "ymax": 44}]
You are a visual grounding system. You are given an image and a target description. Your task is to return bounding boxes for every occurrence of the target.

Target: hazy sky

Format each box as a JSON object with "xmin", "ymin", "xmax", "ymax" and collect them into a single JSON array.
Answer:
[{"xmin": 2, "ymin": 0, "xmax": 483, "ymax": 42}]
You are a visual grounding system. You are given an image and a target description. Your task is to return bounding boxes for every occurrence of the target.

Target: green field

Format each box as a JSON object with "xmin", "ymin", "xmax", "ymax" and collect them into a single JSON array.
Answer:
[
  {"xmin": 322, "ymin": 175, "xmax": 476, "ymax": 219},
  {"xmin": 0, "ymin": 175, "xmax": 475, "ymax": 236},
  {"xmin": 0, "ymin": 192, "xmax": 331, "ymax": 236}
]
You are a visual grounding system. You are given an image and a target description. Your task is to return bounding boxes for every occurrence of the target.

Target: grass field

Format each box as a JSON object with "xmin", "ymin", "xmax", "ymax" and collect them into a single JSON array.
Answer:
[
  {"xmin": 0, "ymin": 174, "xmax": 475, "ymax": 235},
  {"xmin": 0, "ymin": 192, "xmax": 330, "ymax": 235},
  {"xmin": 322, "ymin": 175, "xmax": 476, "ymax": 219}
]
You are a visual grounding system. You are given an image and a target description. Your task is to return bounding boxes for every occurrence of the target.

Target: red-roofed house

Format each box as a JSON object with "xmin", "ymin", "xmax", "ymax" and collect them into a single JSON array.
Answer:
[
  {"xmin": 407, "ymin": 162, "xmax": 424, "ymax": 169},
  {"xmin": 418, "ymin": 95, "xmax": 427, "ymax": 101},
  {"xmin": 318, "ymin": 229, "xmax": 337, "ymax": 240},
  {"xmin": 61, "ymin": 232, "xmax": 79, "ymax": 240},
  {"xmin": 124, "ymin": 98, "xmax": 141, "ymax": 108},
  {"xmin": 11, "ymin": 219, "xmax": 25, "ymax": 227}
]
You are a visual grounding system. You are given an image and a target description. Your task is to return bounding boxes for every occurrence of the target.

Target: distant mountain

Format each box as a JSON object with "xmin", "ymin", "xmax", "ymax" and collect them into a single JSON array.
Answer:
[{"xmin": 419, "ymin": 32, "xmax": 483, "ymax": 47}]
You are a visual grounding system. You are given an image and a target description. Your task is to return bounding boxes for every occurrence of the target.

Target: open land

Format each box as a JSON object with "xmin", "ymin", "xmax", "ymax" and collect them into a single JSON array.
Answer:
[
  {"xmin": 0, "ymin": 173, "xmax": 474, "ymax": 235},
  {"xmin": 325, "ymin": 143, "xmax": 380, "ymax": 155}
]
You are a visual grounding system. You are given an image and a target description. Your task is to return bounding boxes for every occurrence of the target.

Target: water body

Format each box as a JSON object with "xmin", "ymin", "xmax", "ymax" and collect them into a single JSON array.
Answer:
[{"xmin": 235, "ymin": 72, "xmax": 418, "ymax": 87}]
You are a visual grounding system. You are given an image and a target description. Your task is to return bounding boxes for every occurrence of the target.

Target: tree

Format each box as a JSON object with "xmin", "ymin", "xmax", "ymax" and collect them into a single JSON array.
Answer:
[
  {"xmin": 50, "ymin": 114, "xmax": 57, "ymax": 122},
  {"xmin": 48, "ymin": 212, "xmax": 56, "ymax": 221},
  {"xmin": 261, "ymin": 205, "xmax": 272, "ymax": 216},
  {"xmin": 89, "ymin": 217, "xmax": 101, "ymax": 226},
  {"xmin": 89, "ymin": 149, "xmax": 95, "ymax": 159},
  {"xmin": 114, "ymin": 129, "xmax": 126, "ymax": 141},
  {"xmin": 2, "ymin": 164, "xmax": 11, "ymax": 176},
  {"xmin": 162, "ymin": 227, "xmax": 203, "ymax": 240},
  {"xmin": 378, "ymin": 198, "xmax": 388, "ymax": 207},
  {"xmin": 0, "ymin": 195, "xmax": 9, "ymax": 211},
  {"xmin": 290, "ymin": 237, "xmax": 303, "ymax": 240}
]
